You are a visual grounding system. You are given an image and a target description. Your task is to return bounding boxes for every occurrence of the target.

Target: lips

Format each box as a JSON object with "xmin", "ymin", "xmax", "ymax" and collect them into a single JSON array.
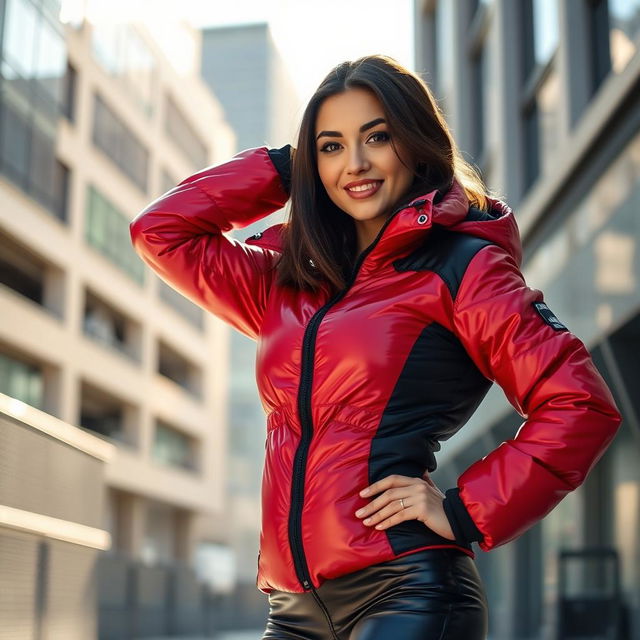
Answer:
[{"xmin": 343, "ymin": 180, "xmax": 383, "ymax": 199}]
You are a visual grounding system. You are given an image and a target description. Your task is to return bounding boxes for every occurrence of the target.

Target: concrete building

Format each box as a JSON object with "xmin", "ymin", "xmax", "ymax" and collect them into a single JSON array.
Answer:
[
  {"xmin": 415, "ymin": 1, "xmax": 640, "ymax": 639},
  {"xmin": 201, "ymin": 22, "xmax": 299, "ymax": 159},
  {"xmin": 0, "ymin": 0, "xmax": 236, "ymax": 628},
  {"xmin": 199, "ymin": 22, "xmax": 300, "ymax": 606}
]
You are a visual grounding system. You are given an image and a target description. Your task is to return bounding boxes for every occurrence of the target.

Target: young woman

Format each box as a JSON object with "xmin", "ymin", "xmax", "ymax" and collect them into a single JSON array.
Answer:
[{"xmin": 130, "ymin": 55, "xmax": 622, "ymax": 639}]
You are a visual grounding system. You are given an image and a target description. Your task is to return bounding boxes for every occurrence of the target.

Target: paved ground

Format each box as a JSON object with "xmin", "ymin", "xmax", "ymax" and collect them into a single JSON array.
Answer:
[{"xmin": 136, "ymin": 631, "xmax": 263, "ymax": 640}]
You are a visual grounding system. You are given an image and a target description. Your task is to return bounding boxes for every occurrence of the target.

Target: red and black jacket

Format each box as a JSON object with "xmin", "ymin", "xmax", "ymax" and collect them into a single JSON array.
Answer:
[{"xmin": 130, "ymin": 146, "xmax": 622, "ymax": 594}]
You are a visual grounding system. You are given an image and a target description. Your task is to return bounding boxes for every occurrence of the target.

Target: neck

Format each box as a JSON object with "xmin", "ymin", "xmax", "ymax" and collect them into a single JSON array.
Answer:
[{"xmin": 355, "ymin": 219, "xmax": 385, "ymax": 255}]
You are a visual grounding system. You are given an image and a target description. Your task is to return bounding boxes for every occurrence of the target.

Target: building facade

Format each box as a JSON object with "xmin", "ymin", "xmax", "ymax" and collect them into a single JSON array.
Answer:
[
  {"xmin": 415, "ymin": 1, "xmax": 640, "ymax": 639},
  {"xmin": 0, "ymin": 0, "xmax": 236, "ymax": 614}
]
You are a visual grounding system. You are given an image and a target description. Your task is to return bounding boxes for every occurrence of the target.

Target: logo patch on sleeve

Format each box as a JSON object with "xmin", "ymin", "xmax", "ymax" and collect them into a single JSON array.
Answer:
[{"xmin": 532, "ymin": 302, "xmax": 568, "ymax": 331}]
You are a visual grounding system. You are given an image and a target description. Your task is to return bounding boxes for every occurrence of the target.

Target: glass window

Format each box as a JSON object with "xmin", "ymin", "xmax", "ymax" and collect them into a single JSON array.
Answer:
[
  {"xmin": 83, "ymin": 294, "xmax": 128, "ymax": 354},
  {"xmin": 124, "ymin": 29, "xmax": 155, "ymax": 117},
  {"xmin": 92, "ymin": 94, "xmax": 117, "ymax": 158},
  {"xmin": 41, "ymin": 0, "xmax": 62, "ymax": 21},
  {"xmin": 0, "ymin": 234, "xmax": 45, "ymax": 304},
  {"xmin": 85, "ymin": 185, "xmax": 145, "ymax": 284},
  {"xmin": 536, "ymin": 67, "xmax": 561, "ymax": 179},
  {"xmin": 91, "ymin": 22, "xmax": 124, "ymax": 76},
  {"xmin": 2, "ymin": 0, "xmax": 68, "ymax": 118},
  {"xmin": 531, "ymin": 0, "xmax": 559, "ymax": 67},
  {"xmin": 434, "ymin": 0, "xmax": 455, "ymax": 111},
  {"xmin": 0, "ymin": 90, "xmax": 68, "ymax": 220},
  {"xmin": 0, "ymin": 351, "xmax": 44, "ymax": 408},
  {"xmin": 63, "ymin": 63, "xmax": 77, "ymax": 121},
  {"xmin": 470, "ymin": 0, "xmax": 493, "ymax": 15},
  {"xmin": 523, "ymin": 127, "xmax": 640, "ymax": 345},
  {"xmin": 2, "ymin": 0, "xmax": 38, "ymax": 80},
  {"xmin": 608, "ymin": 314, "xmax": 640, "ymax": 426},
  {"xmin": 33, "ymin": 14, "xmax": 66, "ymax": 109},
  {"xmin": 470, "ymin": 41, "xmax": 489, "ymax": 164},
  {"xmin": 0, "ymin": 94, "xmax": 30, "ymax": 186},
  {"xmin": 153, "ymin": 421, "xmax": 197, "ymax": 472},
  {"xmin": 588, "ymin": 1, "xmax": 640, "ymax": 97},
  {"xmin": 608, "ymin": 0, "xmax": 640, "ymax": 74},
  {"xmin": 29, "ymin": 121, "xmax": 68, "ymax": 220},
  {"xmin": 91, "ymin": 23, "xmax": 156, "ymax": 118},
  {"xmin": 164, "ymin": 94, "xmax": 208, "ymax": 169},
  {"xmin": 29, "ymin": 125, "xmax": 54, "ymax": 200},
  {"xmin": 609, "ymin": 420, "xmax": 640, "ymax": 604},
  {"xmin": 523, "ymin": 103, "xmax": 539, "ymax": 191},
  {"xmin": 79, "ymin": 388, "xmax": 124, "ymax": 442},
  {"xmin": 92, "ymin": 94, "xmax": 149, "ymax": 192},
  {"xmin": 520, "ymin": 0, "xmax": 560, "ymax": 191}
]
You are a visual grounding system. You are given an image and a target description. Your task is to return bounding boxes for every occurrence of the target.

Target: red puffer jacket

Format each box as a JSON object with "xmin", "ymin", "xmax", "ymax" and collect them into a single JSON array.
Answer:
[{"xmin": 130, "ymin": 146, "xmax": 622, "ymax": 594}]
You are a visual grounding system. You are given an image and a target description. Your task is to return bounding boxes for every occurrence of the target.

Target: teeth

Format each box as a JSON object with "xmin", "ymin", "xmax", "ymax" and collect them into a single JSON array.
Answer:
[{"xmin": 348, "ymin": 182, "xmax": 378, "ymax": 192}]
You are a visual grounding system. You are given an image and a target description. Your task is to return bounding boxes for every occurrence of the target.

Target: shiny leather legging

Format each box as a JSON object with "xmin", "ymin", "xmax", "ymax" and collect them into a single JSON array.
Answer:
[{"xmin": 262, "ymin": 548, "xmax": 488, "ymax": 639}]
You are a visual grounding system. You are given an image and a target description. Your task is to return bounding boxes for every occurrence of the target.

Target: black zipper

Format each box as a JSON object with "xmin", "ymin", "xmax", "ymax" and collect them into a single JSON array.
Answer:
[{"xmin": 287, "ymin": 198, "xmax": 428, "ymax": 591}]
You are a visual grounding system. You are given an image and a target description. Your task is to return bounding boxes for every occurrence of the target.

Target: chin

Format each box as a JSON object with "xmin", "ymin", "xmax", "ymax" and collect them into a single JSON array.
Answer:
[
  {"xmin": 337, "ymin": 200, "xmax": 383, "ymax": 217},
  {"xmin": 354, "ymin": 210, "xmax": 385, "ymax": 221}
]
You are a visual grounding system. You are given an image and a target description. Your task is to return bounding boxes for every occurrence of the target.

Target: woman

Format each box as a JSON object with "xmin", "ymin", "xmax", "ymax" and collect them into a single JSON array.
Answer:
[{"xmin": 130, "ymin": 55, "xmax": 622, "ymax": 639}]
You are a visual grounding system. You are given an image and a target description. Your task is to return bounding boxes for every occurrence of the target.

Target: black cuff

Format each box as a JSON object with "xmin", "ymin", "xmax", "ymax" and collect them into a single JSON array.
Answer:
[
  {"xmin": 267, "ymin": 144, "xmax": 292, "ymax": 196},
  {"xmin": 443, "ymin": 488, "xmax": 484, "ymax": 545}
]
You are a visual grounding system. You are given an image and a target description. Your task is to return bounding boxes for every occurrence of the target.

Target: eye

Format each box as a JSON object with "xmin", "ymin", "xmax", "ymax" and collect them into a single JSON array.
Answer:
[
  {"xmin": 368, "ymin": 131, "xmax": 390, "ymax": 143},
  {"xmin": 319, "ymin": 141, "xmax": 341, "ymax": 153}
]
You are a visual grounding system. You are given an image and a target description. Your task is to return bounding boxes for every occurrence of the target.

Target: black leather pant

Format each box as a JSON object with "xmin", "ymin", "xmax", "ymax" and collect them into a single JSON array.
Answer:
[{"xmin": 262, "ymin": 548, "xmax": 488, "ymax": 639}]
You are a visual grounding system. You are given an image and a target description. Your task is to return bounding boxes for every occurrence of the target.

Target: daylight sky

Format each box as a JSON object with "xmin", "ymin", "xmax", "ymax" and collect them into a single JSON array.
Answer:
[{"xmin": 62, "ymin": 0, "xmax": 416, "ymax": 102}]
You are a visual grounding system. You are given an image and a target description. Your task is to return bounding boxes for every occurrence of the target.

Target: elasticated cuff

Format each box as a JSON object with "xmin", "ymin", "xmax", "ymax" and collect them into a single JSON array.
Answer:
[
  {"xmin": 443, "ymin": 487, "xmax": 484, "ymax": 545},
  {"xmin": 267, "ymin": 144, "xmax": 292, "ymax": 196}
]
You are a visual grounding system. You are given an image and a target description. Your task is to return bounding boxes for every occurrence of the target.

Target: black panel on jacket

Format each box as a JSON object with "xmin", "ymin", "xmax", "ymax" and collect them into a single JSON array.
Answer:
[
  {"xmin": 374, "ymin": 227, "xmax": 496, "ymax": 552},
  {"xmin": 267, "ymin": 145, "xmax": 292, "ymax": 196},
  {"xmin": 393, "ymin": 227, "xmax": 494, "ymax": 301},
  {"xmin": 443, "ymin": 487, "xmax": 484, "ymax": 543},
  {"xmin": 465, "ymin": 205, "xmax": 503, "ymax": 222},
  {"xmin": 368, "ymin": 320, "xmax": 492, "ymax": 555}
]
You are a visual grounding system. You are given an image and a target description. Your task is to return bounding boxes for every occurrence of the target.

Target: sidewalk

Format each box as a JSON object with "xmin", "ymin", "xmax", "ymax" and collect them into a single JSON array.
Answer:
[{"xmin": 136, "ymin": 632, "xmax": 263, "ymax": 640}]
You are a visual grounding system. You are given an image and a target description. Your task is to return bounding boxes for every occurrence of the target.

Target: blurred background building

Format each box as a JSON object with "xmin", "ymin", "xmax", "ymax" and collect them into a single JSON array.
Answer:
[
  {"xmin": 415, "ymin": 1, "xmax": 640, "ymax": 638},
  {"xmin": 201, "ymin": 22, "xmax": 299, "ymax": 162},
  {"xmin": 0, "ymin": 0, "xmax": 241, "ymax": 637}
]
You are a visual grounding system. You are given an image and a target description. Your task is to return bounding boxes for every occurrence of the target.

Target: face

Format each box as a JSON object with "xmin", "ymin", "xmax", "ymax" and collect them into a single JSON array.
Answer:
[{"xmin": 315, "ymin": 87, "xmax": 414, "ymax": 232}]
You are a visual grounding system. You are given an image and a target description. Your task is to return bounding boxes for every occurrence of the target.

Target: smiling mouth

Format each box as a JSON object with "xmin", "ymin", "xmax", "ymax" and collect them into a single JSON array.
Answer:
[{"xmin": 344, "ymin": 180, "xmax": 383, "ymax": 199}]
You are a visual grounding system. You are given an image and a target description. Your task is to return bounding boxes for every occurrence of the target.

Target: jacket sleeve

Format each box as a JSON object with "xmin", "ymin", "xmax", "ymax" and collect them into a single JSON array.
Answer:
[
  {"xmin": 129, "ymin": 146, "xmax": 290, "ymax": 340},
  {"xmin": 442, "ymin": 242, "xmax": 622, "ymax": 552}
]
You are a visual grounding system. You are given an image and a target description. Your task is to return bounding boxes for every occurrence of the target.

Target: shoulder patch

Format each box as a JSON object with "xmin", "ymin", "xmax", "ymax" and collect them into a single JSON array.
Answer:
[{"xmin": 532, "ymin": 302, "xmax": 568, "ymax": 331}]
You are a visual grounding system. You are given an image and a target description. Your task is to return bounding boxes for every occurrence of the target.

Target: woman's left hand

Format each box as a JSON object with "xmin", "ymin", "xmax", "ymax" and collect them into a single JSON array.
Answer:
[{"xmin": 355, "ymin": 472, "xmax": 456, "ymax": 541}]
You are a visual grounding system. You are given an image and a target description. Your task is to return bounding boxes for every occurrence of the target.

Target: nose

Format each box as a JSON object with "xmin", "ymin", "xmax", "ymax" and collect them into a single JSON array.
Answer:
[{"xmin": 346, "ymin": 144, "xmax": 371, "ymax": 175}]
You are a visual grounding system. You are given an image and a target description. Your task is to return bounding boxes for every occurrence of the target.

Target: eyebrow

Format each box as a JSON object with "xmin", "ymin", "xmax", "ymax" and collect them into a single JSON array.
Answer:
[{"xmin": 316, "ymin": 117, "xmax": 386, "ymax": 141}]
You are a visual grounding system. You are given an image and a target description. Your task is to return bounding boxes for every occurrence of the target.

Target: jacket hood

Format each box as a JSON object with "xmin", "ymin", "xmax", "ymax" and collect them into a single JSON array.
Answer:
[
  {"xmin": 443, "ymin": 180, "xmax": 522, "ymax": 268},
  {"xmin": 247, "ymin": 178, "xmax": 523, "ymax": 270}
]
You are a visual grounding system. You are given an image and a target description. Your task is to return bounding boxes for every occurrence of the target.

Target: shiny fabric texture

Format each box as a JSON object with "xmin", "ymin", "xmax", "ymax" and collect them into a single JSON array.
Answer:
[
  {"xmin": 262, "ymin": 549, "xmax": 488, "ymax": 640},
  {"xmin": 130, "ymin": 146, "xmax": 623, "ymax": 594}
]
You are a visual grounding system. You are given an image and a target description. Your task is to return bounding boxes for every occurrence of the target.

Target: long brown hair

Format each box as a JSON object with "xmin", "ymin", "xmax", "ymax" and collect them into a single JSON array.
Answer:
[{"xmin": 275, "ymin": 54, "xmax": 490, "ymax": 294}]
